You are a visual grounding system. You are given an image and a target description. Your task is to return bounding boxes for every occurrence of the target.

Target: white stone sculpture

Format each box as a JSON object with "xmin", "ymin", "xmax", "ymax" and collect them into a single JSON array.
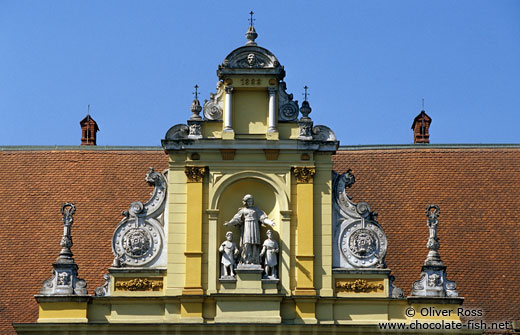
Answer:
[
  {"xmin": 224, "ymin": 194, "xmax": 275, "ymax": 266},
  {"xmin": 260, "ymin": 230, "xmax": 279, "ymax": 279},
  {"xmin": 219, "ymin": 231, "xmax": 239, "ymax": 278}
]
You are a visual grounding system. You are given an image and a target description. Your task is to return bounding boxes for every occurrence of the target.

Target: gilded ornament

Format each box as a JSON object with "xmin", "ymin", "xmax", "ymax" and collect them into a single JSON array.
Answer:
[
  {"xmin": 293, "ymin": 167, "xmax": 316, "ymax": 184},
  {"xmin": 185, "ymin": 166, "xmax": 206, "ymax": 183},
  {"xmin": 115, "ymin": 278, "xmax": 163, "ymax": 291},
  {"xmin": 336, "ymin": 279, "xmax": 383, "ymax": 293}
]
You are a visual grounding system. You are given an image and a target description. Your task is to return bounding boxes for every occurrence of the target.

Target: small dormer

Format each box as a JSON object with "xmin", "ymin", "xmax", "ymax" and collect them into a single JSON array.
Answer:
[
  {"xmin": 80, "ymin": 114, "xmax": 99, "ymax": 146},
  {"xmin": 411, "ymin": 110, "xmax": 431, "ymax": 144}
]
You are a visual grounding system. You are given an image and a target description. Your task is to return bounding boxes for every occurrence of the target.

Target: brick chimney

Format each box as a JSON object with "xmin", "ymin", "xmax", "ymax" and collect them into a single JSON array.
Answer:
[
  {"xmin": 411, "ymin": 110, "xmax": 431, "ymax": 144},
  {"xmin": 80, "ymin": 114, "xmax": 99, "ymax": 146}
]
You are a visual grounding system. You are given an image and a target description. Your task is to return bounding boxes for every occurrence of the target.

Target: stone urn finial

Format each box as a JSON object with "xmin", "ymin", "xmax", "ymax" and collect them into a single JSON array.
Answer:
[{"xmin": 190, "ymin": 84, "xmax": 203, "ymax": 121}]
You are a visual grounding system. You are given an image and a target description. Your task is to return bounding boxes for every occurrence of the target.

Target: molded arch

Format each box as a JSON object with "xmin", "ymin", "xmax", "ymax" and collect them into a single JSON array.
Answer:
[{"xmin": 210, "ymin": 171, "xmax": 289, "ymax": 211}]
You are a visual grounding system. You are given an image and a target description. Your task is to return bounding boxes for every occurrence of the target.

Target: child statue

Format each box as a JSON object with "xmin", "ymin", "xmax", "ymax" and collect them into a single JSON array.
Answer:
[
  {"xmin": 260, "ymin": 230, "xmax": 279, "ymax": 279},
  {"xmin": 219, "ymin": 231, "xmax": 239, "ymax": 278}
]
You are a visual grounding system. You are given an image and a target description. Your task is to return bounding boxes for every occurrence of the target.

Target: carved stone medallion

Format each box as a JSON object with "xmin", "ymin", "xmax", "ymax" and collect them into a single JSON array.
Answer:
[
  {"xmin": 113, "ymin": 220, "xmax": 162, "ymax": 266},
  {"xmin": 348, "ymin": 229, "xmax": 377, "ymax": 259},
  {"xmin": 122, "ymin": 228, "xmax": 151, "ymax": 257},
  {"xmin": 339, "ymin": 220, "xmax": 387, "ymax": 268}
]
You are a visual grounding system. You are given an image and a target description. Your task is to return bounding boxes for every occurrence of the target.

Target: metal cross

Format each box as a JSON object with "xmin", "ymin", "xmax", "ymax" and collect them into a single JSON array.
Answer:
[
  {"xmin": 249, "ymin": 11, "xmax": 255, "ymax": 27},
  {"xmin": 422, "ymin": 97, "xmax": 425, "ymax": 110},
  {"xmin": 193, "ymin": 84, "xmax": 199, "ymax": 100},
  {"xmin": 303, "ymin": 86, "xmax": 310, "ymax": 101}
]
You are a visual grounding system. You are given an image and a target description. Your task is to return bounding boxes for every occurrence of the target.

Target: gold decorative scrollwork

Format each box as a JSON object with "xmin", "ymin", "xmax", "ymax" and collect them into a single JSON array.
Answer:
[
  {"xmin": 185, "ymin": 166, "xmax": 206, "ymax": 183},
  {"xmin": 114, "ymin": 278, "xmax": 163, "ymax": 291},
  {"xmin": 293, "ymin": 167, "xmax": 316, "ymax": 184},
  {"xmin": 336, "ymin": 279, "xmax": 384, "ymax": 293}
]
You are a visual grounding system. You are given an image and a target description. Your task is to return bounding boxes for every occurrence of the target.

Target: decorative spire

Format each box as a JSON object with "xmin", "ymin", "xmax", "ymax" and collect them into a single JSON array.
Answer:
[
  {"xmin": 57, "ymin": 203, "xmax": 76, "ymax": 264},
  {"xmin": 40, "ymin": 203, "xmax": 87, "ymax": 295},
  {"xmin": 410, "ymin": 204, "xmax": 458, "ymax": 298},
  {"xmin": 424, "ymin": 204, "xmax": 442, "ymax": 266},
  {"xmin": 190, "ymin": 84, "xmax": 202, "ymax": 121},
  {"xmin": 245, "ymin": 11, "xmax": 258, "ymax": 46}
]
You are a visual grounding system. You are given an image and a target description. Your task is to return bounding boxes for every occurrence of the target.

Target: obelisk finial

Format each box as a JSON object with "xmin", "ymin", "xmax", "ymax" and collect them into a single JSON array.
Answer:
[
  {"xmin": 40, "ymin": 203, "xmax": 87, "ymax": 295},
  {"xmin": 57, "ymin": 203, "xmax": 76, "ymax": 263},
  {"xmin": 410, "ymin": 204, "xmax": 458, "ymax": 297},
  {"xmin": 424, "ymin": 204, "xmax": 442, "ymax": 266}
]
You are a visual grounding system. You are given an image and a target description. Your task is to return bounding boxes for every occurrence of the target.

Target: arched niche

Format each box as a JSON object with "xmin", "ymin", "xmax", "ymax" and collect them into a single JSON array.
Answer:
[
  {"xmin": 207, "ymin": 171, "xmax": 290, "ymax": 289},
  {"xmin": 210, "ymin": 171, "xmax": 289, "ymax": 212},
  {"xmin": 217, "ymin": 178, "xmax": 280, "ymax": 247}
]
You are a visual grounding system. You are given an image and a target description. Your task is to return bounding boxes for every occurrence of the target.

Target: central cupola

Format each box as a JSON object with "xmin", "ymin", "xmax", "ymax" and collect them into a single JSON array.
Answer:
[{"xmin": 215, "ymin": 19, "xmax": 287, "ymax": 140}]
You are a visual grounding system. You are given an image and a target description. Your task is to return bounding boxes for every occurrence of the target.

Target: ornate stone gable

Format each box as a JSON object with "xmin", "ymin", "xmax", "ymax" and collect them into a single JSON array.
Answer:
[
  {"xmin": 332, "ymin": 170, "xmax": 388, "ymax": 269},
  {"xmin": 111, "ymin": 167, "xmax": 167, "ymax": 268}
]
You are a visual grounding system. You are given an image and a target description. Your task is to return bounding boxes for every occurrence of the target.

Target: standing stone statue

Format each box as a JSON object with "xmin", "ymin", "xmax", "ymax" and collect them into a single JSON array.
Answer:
[
  {"xmin": 219, "ymin": 231, "xmax": 239, "ymax": 278},
  {"xmin": 224, "ymin": 194, "xmax": 275, "ymax": 265},
  {"xmin": 260, "ymin": 230, "xmax": 279, "ymax": 279}
]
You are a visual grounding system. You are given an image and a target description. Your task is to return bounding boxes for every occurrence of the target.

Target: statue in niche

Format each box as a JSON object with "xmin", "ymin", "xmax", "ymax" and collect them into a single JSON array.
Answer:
[
  {"xmin": 225, "ymin": 194, "xmax": 275, "ymax": 265},
  {"xmin": 260, "ymin": 230, "xmax": 279, "ymax": 279},
  {"xmin": 219, "ymin": 231, "xmax": 239, "ymax": 278}
]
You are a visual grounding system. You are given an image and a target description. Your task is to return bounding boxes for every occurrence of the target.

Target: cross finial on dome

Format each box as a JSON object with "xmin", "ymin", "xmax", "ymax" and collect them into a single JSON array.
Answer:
[
  {"xmin": 193, "ymin": 84, "xmax": 199, "ymax": 100},
  {"xmin": 249, "ymin": 11, "xmax": 255, "ymax": 27},
  {"xmin": 245, "ymin": 11, "xmax": 258, "ymax": 46}
]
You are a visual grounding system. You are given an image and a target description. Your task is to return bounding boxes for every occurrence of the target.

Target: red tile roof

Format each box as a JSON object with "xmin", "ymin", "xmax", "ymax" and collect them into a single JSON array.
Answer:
[
  {"xmin": 1, "ymin": 146, "xmax": 519, "ymax": 334},
  {"xmin": 333, "ymin": 146, "xmax": 520, "ymax": 325},
  {"xmin": 0, "ymin": 149, "xmax": 168, "ymax": 334}
]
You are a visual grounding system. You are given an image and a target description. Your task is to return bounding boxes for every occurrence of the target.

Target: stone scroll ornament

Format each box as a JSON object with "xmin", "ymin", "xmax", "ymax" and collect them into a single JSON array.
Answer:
[
  {"xmin": 203, "ymin": 81, "xmax": 224, "ymax": 121},
  {"xmin": 332, "ymin": 170, "xmax": 388, "ymax": 269},
  {"xmin": 40, "ymin": 203, "xmax": 87, "ymax": 295},
  {"xmin": 277, "ymin": 81, "xmax": 299, "ymax": 122},
  {"xmin": 111, "ymin": 168, "xmax": 167, "ymax": 267},
  {"xmin": 411, "ymin": 205, "xmax": 458, "ymax": 297}
]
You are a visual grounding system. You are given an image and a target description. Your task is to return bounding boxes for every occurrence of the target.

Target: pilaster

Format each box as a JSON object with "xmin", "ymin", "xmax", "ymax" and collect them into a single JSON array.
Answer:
[
  {"xmin": 293, "ymin": 167, "xmax": 316, "ymax": 296},
  {"xmin": 206, "ymin": 209, "xmax": 220, "ymax": 294},
  {"xmin": 183, "ymin": 166, "xmax": 206, "ymax": 295}
]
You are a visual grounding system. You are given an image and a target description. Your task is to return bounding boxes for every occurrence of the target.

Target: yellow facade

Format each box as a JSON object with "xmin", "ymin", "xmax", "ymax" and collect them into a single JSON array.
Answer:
[{"xmin": 24, "ymin": 24, "xmax": 476, "ymax": 335}]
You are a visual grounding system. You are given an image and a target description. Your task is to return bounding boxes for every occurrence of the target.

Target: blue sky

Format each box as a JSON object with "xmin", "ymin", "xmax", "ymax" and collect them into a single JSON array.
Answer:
[{"xmin": 1, "ymin": 1, "xmax": 519, "ymax": 146}]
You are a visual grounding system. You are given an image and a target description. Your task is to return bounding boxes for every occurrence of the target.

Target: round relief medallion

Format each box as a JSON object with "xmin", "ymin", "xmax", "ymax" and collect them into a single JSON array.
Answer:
[
  {"xmin": 112, "ymin": 219, "xmax": 163, "ymax": 266},
  {"xmin": 339, "ymin": 220, "xmax": 387, "ymax": 268},
  {"xmin": 348, "ymin": 229, "xmax": 377, "ymax": 259},
  {"xmin": 122, "ymin": 228, "xmax": 151, "ymax": 257}
]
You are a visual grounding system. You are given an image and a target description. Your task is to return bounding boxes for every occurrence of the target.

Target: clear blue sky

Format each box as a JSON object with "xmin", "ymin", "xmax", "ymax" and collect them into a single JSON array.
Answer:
[{"xmin": 1, "ymin": 1, "xmax": 519, "ymax": 146}]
